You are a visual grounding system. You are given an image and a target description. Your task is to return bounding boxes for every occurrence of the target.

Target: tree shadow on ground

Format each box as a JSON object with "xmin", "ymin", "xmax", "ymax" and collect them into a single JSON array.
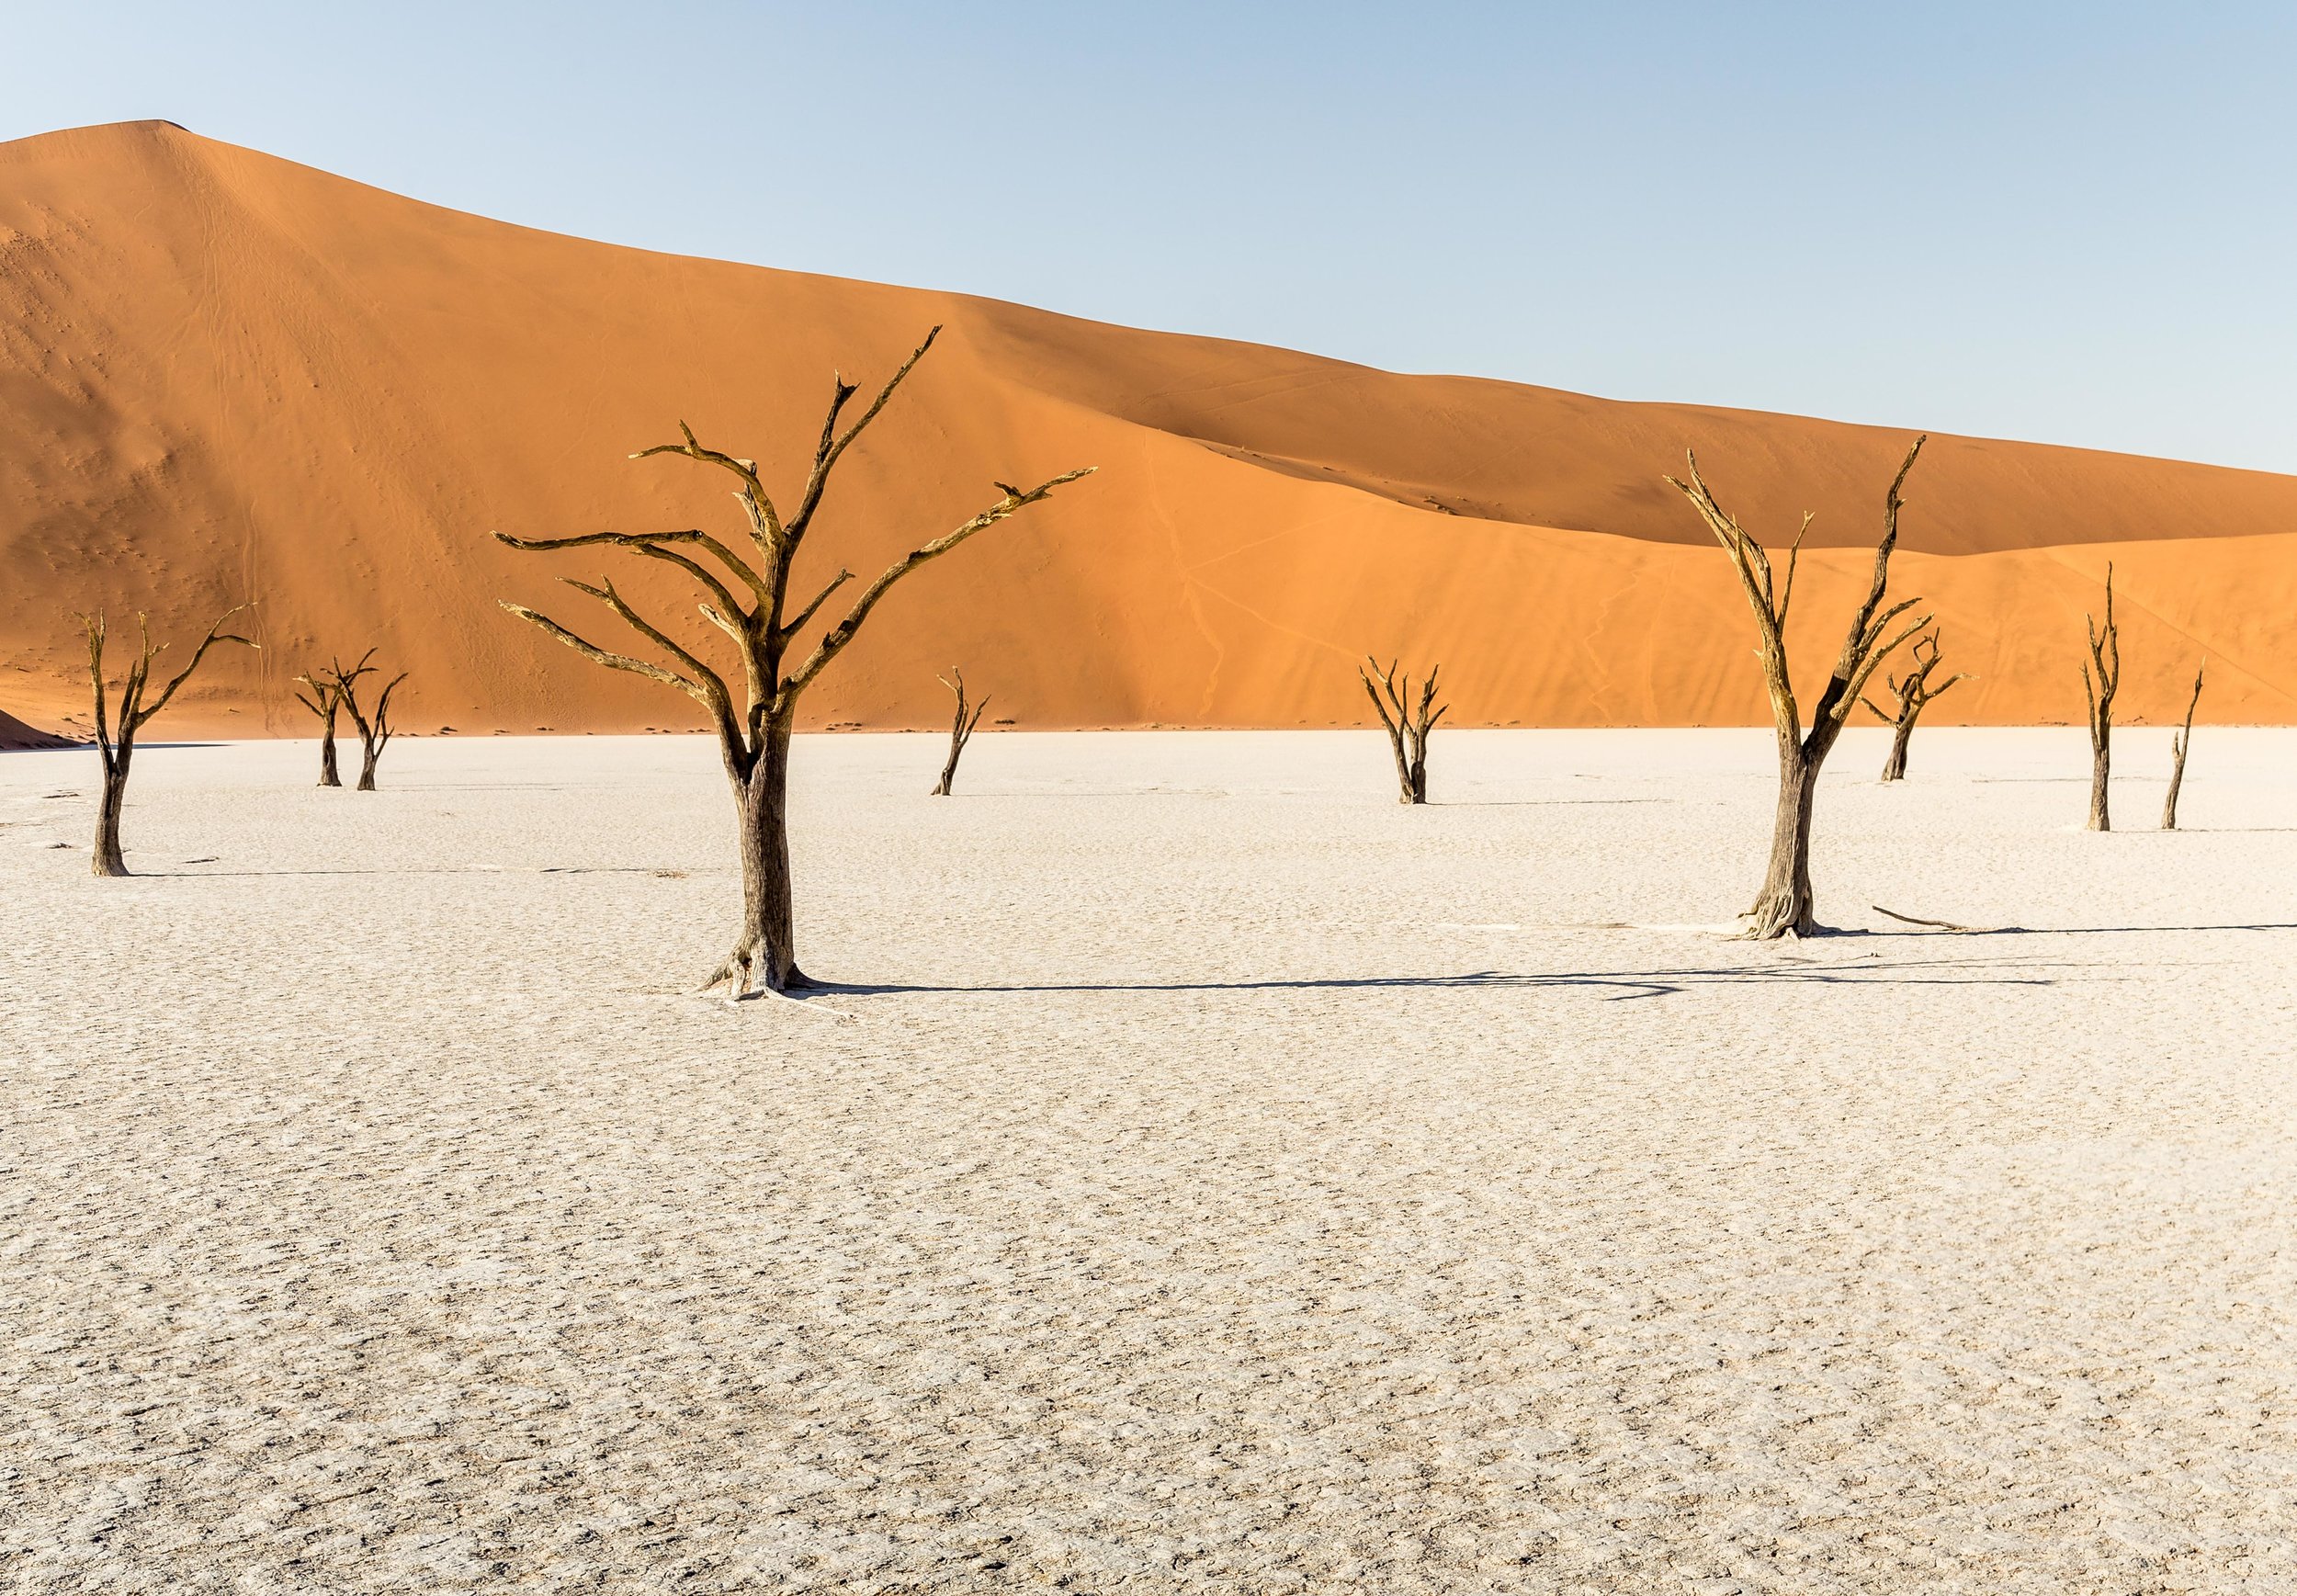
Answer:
[{"xmin": 810, "ymin": 956, "xmax": 2077, "ymax": 1003}]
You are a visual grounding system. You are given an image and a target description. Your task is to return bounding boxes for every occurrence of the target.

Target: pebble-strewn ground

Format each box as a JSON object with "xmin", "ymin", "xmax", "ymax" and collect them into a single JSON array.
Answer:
[{"xmin": 4, "ymin": 729, "xmax": 2293, "ymax": 1594}]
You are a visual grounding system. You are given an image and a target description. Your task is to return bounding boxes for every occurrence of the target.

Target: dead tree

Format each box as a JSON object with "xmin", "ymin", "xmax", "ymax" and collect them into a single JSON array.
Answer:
[
  {"xmin": 2161, "ymin": 657, "xmax": 2205, "ymax": 831},
  {"xmin": 82, "ymin": 607, "xmax": 255, "ymax": 877},
  {"xmin": 291, "ymin": 668, "xmax": 345, "ymax": 787},
  {"xmin": 2082, "ymin": 564, "xmax": 2121, "ymax": 832},
  {"xmin": 494, "ymin": 325, "xmax": 1094, "ymax": 996},
  {"xmin": 1667, "ymin": 437, "xmax": 1930, "ymax": 939},
  {"xmin": 330, "ymin": 651, "xmax": 407, "ymax": 791},
  {"xmin": 1360, "ymin": 657, "xmax": 1446, "ymax": 804},
  {"xmin": 930, "ymin": 668, "xmax": 989, "ymax": 796},
  {"xmin": 1859, "ymin": 628, "xmax": 1968, "ymax": 781}
]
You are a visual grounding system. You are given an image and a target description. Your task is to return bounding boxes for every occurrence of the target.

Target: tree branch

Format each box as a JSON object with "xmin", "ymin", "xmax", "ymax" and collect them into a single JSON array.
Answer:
[
  {"xmin": 781, "ymin": 465, "xmax": 1093, "ymax": 700},
  {"xmin": 785, "ymin": 326, "xmax": 943, "ymax": 543},
  {"xmin": 136, "ymin": 606, "xmax": 257, "ymax": 729}
]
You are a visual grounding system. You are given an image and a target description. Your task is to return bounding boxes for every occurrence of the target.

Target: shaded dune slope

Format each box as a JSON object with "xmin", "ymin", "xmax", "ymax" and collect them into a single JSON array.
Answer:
[{"xmin": 6, "ymin": 120, "xmax": 2294, "ymax": 737}]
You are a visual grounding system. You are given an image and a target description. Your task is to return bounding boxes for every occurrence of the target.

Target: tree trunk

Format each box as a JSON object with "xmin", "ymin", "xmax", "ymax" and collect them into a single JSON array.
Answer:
[
  {"xmin": 718, "ymin": 722, "xmax": 805, "ymax": 994},
  {"xmin": 318, "ymin": 719, "xmax": 341, "ymax": 787},
  {"xmin": 1406, "ymin": 739, "xmax": 1429, "ymax": 804},
  {"xmin": 1745, "ymin": 750, "xmax": 1818, "ymax": 938},
  {"xmin": 1385, "ymin": 727, "xmax": 1414, "ymax": 804},
  {"xmin": 92, "ymin": 757, "xmax": 130, "ymax": 877},
  {"xmin": 1880, "ymin": 712, "xmax": 1915, "ymax": 782},
  {"xmin": 356, "ymin": 741, "xmax": 379, "ymax": 792},
  {"xmin": 2162, "ymin": 733, "xmax": 2190, "ymax": 831},
  {"xmin": 2088, "ymin": 725, "xmax": 2111, "ymax": 832}
]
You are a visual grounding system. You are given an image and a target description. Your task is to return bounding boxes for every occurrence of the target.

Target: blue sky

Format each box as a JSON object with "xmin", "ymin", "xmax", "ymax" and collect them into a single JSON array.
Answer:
[{"xmin": 6, "ymin": 2, "xmax": 2293, "ymax": 471}]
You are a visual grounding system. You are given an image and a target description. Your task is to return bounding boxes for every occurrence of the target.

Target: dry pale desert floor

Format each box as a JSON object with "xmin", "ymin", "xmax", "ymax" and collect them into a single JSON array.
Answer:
[{"xmin": 3, "ymin": 728, "xmax": 2294, "ymax": 1595}]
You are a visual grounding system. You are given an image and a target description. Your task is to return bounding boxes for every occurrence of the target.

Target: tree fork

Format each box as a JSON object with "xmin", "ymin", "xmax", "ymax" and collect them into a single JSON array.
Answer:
[
  {"xmin": 293, "ymin": 670, "xmax": 345, "ymax": 787},
  {"xmin": 1359, "ymin": 657, "xmax": 1447, "ymax": 804},
  {"xmin": 1859, "ymin": 629, "xmax": 1967, "ymax": 783},
  {"xmin": 493, "ymin": 324, "xmax": 1094, "ymax": 997},
  {"xmin": 1667, "ymin": 437, "xmax": 1929, "ymax": 939},
  {"xmin": 83, "ymin": 606, "xmax": 256, "ymax": 877},
  {"xmin": 931, "ymin": 667, "xmax": 989, "ymax": 797}
]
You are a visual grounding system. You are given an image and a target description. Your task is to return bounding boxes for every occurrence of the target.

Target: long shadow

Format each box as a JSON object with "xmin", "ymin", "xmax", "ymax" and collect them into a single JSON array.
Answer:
[
  {"xmin": 1868, "ymin": 922, "xmax": 2297, "ymax": 938},
  {"xmin": 146, "ymin": 865, "xmax": 691, "ymax": 878},
  {"xmin": 809, "ymin": 956, "xmax": 2069, "ymax": 1004}
]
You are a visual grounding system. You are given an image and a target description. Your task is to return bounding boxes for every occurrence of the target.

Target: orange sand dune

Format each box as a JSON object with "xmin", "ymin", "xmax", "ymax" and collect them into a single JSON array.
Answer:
[{"xmin": 6, "ymin": 119, "xmax": 2294, "ymax": 739}]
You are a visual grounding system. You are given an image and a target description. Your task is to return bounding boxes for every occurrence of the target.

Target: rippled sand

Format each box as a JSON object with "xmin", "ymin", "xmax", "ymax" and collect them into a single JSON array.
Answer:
[{"xmin": 5, "ymin": 730, "xmax": 2293, "ymax": 1592}]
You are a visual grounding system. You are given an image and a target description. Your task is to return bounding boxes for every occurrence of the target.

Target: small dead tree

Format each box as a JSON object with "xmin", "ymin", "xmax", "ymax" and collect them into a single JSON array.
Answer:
[
  {"xmin": 291, "ymin": 668, "xmax": 345, "ymax": 787},
  {"xmin": 82, "ymin": 607, "xmax": 255, "ymax": 877},
  {"xmin": 330, "ymin": 651, "xmax": 407, "ymax": 792},
  {"xmin": 2161, "ymin": 657, "xmax": 2205, "ymax": 831},
  {"xmin": 2082, "ymin": 564, "xmax": 2121, "ymax": 832},
  {"xmin": 495, "ymin": 325, "xmax": 1094, "ymax": 996},
  {"xmin": 1360, "ymin": 657, "xmax": 1446, "ymax": 804},
  {"xmin": 930, "ymin": 668, "xmax": 989, "ymax": 797},
  {"xmin": 1859, "ymin": 628, "xmax": 1968, "ymax": 782},
  {"xmin": 1667, "ymin": 437, "xmax": 1930, "ymax": 939}
]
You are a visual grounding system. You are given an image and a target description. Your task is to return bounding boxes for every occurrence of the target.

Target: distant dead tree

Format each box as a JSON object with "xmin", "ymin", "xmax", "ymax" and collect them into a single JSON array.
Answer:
[
  {"xmin": 930, "ymin": 667, "xmax": 989, "ymax": 797},
  {"xmin": 82, "ymin": 606, "xmax": 255, "ymax": 877},
  {"xmin": 2161, "ymin": 657, "xmax": 2205, "ymax": 832},
  {"xmin": 1359, "ymin": 656, "xmax": 1446, "ymax": 804},
  {"xmin": 291, "ymin": 667, "xmax": 345, "ymax": 787},
  {"xmin": 2082, "ymin": 564, "xmax": 2121, "ymax": 832},
  {"xmin": 327, "ymin": 650, "xmax": 407, "ymax": 791},
  {"xmin": 1667, "ymin": 437, "xmax": 1929, "ymax": 939},
  {"xmin": 494, "ymin": 325, "xmax": 1094, "ymax": 997},
  {"xmin": 1859, "ymin": 628, "xmax": 1967, "ymax": 781}
]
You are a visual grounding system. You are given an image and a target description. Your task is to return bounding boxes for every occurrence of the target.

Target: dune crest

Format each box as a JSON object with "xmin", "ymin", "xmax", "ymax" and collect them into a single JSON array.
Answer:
[{"xmin": 6, "ymin": 119, "xmax": 2294, "ymax": 735}]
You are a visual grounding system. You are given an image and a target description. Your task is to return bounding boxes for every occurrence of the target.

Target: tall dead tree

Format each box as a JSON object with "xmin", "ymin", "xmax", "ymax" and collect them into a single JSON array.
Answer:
[
  {"xmin": 2082, "ymin": 564, "xmax": 2121, "ymax": 832},
  {"xmin": 930, "ymin": 668, "xmax": 989, "ymax": 797},
  {"xmin": 82, "ymin": 607, "xmax": 255, "ymax": 877},
  {"xmin": 495, "ymin": 326, "xmax": 1094, "ymax": 996},
  {"xmin": 1859, "ymin": 628, "xmax": 1967, "ymax": 782},
  {"xmin": 291, "ymin": 668, "xmax": 345, "ymax": 787},
  {"xmin": 1360, "ymin": 657, "xmax": 1446, "ymax": 804},
  {"xmin": 2161, "ymin": 657, "xmax": 2205, "ymax": 831},
  {"xmin": 330, "ymin": 651, "xmax": 407, "ymax": 792},
  {"xmin": 1667, "ymin": 437, "xmax": 1930, "ymax": 939}
]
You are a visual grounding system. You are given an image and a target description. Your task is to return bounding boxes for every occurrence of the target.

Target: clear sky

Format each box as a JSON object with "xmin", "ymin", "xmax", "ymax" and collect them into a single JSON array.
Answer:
[{"xmin": 6, "ymin": 1, "xmax": 2293, "ymax": 472}]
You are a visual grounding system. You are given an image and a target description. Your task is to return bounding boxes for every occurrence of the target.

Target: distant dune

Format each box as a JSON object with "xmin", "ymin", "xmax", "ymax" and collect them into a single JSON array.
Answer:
[{"xmin": 5, "ymin": 119, "xmax": 2294, "ymax": 738}]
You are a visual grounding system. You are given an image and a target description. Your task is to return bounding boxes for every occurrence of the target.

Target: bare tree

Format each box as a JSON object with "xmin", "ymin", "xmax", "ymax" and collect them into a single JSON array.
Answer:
[
  {"xmin": 1360, "ymin": 657, "xmax": 1446, "ymax": 804},
  {"xmin": 291, "ymin": 668, "xmax": 345, "ymax": 787},
  {"xmin": 1859, "ymin": 628, "xmax": 1968, "ymax": 782},
  {"xmin": 329, "ymin": 651, "xmax": 408, "ymax": 792},
  {"xmin": 1666, "ymin": 437, "xmax": 1930, "ymax": 939},
  {"xmin": 82, "ymin": 607, "xmax": 255, "ymax": 877},
  {"xmin": 494, "ymin": 326, "xmax": 1094, "ymax": 997},
  {"xmin": 2082, "ymin": 564, "xmax": 2121, "ymax": 832},
  {"xmin": 930, "ymin": 667, "xmax": 989, "ymax": 797},
  {"xmin": 2161, "ymin": 657, "xmax": 2205, "ymax": 832}
]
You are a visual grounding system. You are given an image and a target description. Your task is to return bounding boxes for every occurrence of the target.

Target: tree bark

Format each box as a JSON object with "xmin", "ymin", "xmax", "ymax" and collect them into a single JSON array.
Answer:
[
  {"xmin": 931, "ymin": 669, "xmax": 986, "ymax": 796},
  {"xmin": 1881, "ymin": 714, "xmax": 1916, "ymax": 782},
  {"xmin": 92, "ymin": 753, "xmax": 130, "ymax": 877},
  {"xmin": 356, "ymin": 742, "xmax": 379, "ymax": 791},
  {"xmin": 2082, "ymin": 564, "xmax": 2120, "ymax": 833},
  {"xmin": 2162, "ymin": 658, "xmax": 2204, "ymax": 831},
  {"xmin": 719, "ymin": 723, "xmax": 805, "ymax": 993},
  {"xmin": 318, "ymin": 717, "xmax": 341, "ymax": 787},
  {"xmin": 1745, "ymin": 749, "xmax": 1819, "ymax": 938}
]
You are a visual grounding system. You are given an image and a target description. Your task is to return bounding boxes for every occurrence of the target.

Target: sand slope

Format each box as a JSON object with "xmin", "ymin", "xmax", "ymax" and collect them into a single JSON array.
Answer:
[{"xmin": 6, "ymin": 120, "xmax": 2296, "ymax": 736}]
